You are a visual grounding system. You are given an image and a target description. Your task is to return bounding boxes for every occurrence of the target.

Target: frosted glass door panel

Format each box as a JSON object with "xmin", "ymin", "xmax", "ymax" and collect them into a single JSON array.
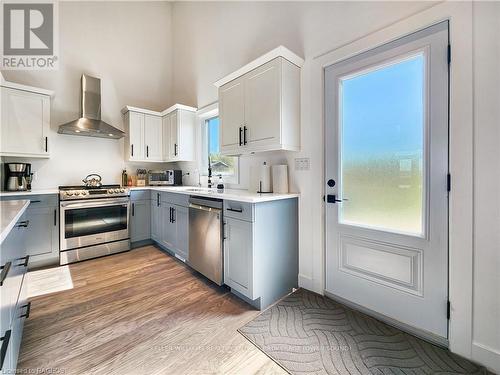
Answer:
[{"xmin": 339, "ymin": 54, "xmax": 425, "ymax": 235}]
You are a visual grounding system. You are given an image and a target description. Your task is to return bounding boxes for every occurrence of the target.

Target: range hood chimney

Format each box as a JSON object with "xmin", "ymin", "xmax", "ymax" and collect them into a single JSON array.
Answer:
[{"xmin": 58, "ymin": 74, "xmax": 124, "ymax": 139}]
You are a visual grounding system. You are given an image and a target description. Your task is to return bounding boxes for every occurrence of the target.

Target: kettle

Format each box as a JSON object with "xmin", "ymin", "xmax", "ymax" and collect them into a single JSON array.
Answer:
[{"xmin": 82, "ymin": 174, "xmax": 102, "ymax": 188}]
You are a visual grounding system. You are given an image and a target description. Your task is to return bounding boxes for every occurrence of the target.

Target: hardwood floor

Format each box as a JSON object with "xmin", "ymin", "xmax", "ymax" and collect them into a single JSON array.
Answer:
[{"xmin": 18, "ymin": 246, "xmax": 286, "ymax": 375}]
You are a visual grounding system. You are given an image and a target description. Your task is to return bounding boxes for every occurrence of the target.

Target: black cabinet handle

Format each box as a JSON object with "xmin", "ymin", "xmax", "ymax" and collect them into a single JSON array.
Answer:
[
  {"xmin": 45, "ymin": 137, "xmax": 48, "ymax": 152},
  {"xmin": 169, "ymin": 207, "xmax": 172, "ymax": 223},
  {"xmin": 0, "ymin": 262, "xmax": 11, "ymax": 286},
  {"xmin": 157, "ymin": 193, "xmax": 160, "ymax": 207},
  {"xmin": 131, "ymin": 202, "xmax": 135, "ymax": 216},
  {"xmin": 172, "ymin": 207, "xmax": 176, "ymax": 223},
  {"xmin": 223, "ymin": 221, "xmax": 227, "ymax": 240},
  {"xmin": 20, "ymin": 302, "xmax": 31, "ymax": 319},
  {"xmin": 146, "ymin": 145, "xmax": 149, "ymax": 158},
  {"xmin": 30, "ymin": 200, "xmax": 41, "ymax": 203},
  {"xmin": 227, "ymin": 207, "xmax": 243, "ymax": 213},
  {"xmin": 1, "ymin": 330, "xmax": 11, "ymax": 370},
  {"xmin": 131, "ymin": 144, "xmax": 134, "ymax": 157},
  {"xmin": 16, "ymin": 220, "xmax": 29, "ymax": 228},
  {"xmin": 54, "ymin": 209, "xmax": 57, "ymax": 226},
  {"xmin": 17, "ymin": 255, "xmax": 29, "ymax": 268},
  {"xmin": 243, "ymin": 126, "xmax": 248, "ymax": 145},
  {"xmin": 239, "ymin": 127, "xmax": 243, "ymax": 146},
  {"xmin": 174, "ymin": 143, "xmax": 178, "ymax": 156}
]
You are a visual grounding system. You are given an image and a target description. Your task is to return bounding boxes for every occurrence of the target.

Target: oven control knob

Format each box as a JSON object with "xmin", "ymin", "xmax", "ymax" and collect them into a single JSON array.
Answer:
[
  {"xmin": 120, "ymin": 188, "xmax": 125, "ymax": 193},
  {"xmin": 67, "ymin": 191, "xmax": 74, "ymax": 196}
]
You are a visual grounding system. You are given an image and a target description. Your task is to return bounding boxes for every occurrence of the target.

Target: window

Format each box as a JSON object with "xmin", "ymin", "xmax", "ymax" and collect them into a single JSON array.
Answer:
[
  {"xmin": 338, "ymin": 52, "xmax": 425, "ymax": 235},
  {"xmin": 202, "ymin": 116, "xmax": 239, "ymax": 183}
]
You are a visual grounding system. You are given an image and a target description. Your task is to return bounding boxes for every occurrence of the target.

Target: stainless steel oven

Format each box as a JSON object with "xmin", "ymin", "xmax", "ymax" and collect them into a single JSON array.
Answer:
[{"xmin": 59, "ymin": 185, "xmax": 130, "ymax": 265}]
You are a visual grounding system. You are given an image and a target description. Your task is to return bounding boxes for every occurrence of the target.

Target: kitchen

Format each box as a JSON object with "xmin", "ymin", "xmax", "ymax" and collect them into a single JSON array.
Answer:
[{"xmin": 0, "ymin": 1, "xmax": 499, "ymax": 375}]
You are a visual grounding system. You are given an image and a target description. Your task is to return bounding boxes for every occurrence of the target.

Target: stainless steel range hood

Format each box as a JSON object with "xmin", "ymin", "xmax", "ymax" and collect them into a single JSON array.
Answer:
[{"xmin": 58, "ymin": 74, "xmax": 124, "ymax": 139}]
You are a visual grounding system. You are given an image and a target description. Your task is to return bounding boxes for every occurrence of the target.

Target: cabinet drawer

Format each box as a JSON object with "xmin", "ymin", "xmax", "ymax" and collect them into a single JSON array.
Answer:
[
  {"xmin": 160, "ymin": 192, "xmax": 189, "ymax": 207},
  {"xmin": 130, "ymin": 190, "xmax": 150, "ymax": 201},
  {"xmin": 223, "ymin": 200, "xmax": 254, "ymax": 222},
  {"xmin": 0, "ymin": 194, "xmax": 57, "ymax": 207}
]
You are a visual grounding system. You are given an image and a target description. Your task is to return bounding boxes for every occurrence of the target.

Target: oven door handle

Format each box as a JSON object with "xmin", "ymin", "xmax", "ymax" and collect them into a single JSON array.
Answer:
[{"xmin": 60, "ymin": 198, "xmax": 130, "ymax": 209}]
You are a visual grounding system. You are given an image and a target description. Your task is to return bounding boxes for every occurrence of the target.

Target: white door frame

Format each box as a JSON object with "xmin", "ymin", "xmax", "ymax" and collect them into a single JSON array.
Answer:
[{"xmin": 308, "ymin": 1, "xmax": 473, "ymax": 360}]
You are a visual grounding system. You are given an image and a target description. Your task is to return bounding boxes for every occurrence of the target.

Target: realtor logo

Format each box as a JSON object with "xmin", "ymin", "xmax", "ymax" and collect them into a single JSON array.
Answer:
[{"xmin": 1, "ymin": 1, "xmax": 59, "ymax": 69}]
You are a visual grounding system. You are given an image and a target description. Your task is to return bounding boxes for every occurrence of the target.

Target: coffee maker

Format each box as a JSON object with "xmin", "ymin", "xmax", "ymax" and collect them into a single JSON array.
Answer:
[{"xmin": 5, "ymin": 163, "xmax": 31, "ymax": 191}]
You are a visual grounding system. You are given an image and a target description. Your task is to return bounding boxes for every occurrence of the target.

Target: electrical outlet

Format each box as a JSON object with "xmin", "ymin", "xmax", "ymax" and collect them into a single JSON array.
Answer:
[{"xmin": 295, "ymin": 157, "xmax": 310, "ymax": 171}]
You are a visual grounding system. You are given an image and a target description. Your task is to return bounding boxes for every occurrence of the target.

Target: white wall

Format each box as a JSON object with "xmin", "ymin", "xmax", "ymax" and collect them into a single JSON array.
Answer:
[
  {"xmin": 171, "ymin": 1, "xmax": 437, "ymax": 292},
  {"xmin": 472, "ymin": 2, "xmax": 500, "ymax": 370},
  {"xmin": 1, "ymin": 1, "xmax": 174, "ymax": 187}
]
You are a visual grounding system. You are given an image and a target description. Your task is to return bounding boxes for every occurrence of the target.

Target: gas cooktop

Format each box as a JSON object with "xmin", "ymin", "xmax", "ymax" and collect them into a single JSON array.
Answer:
[{"xmin": 59, "ymin": 184, "xmax": 129, "ymax": 200}]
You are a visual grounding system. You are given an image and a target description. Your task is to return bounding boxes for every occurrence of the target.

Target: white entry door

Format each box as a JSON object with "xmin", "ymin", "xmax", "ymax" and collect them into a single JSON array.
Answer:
[{"xmin": 325, "ymin": 22, "xmax": 449, "ymax": 339}]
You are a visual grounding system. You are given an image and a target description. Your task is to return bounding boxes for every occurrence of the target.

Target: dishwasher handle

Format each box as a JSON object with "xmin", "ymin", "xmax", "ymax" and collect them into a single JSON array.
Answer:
[{"xmin": 189, "ymin": 203, "xmax": 221, "ymax": 214}]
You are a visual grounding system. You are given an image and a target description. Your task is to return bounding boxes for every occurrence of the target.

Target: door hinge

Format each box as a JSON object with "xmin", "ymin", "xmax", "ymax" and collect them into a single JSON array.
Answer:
[
  {"xmin": 447, "ymin": 44, "xmax": 451, "ymax": 65},
  {"xmin": 447, "ymin": 173, "xmax": 451, "ymax": 192},
  {"xmin": 447, "ymin": 300, "xmax": 451, "ymax": 319}
]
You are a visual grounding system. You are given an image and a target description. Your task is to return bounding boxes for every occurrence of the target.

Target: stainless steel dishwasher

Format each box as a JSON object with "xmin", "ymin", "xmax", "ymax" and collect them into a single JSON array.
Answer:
[{"xmin": 188, "ymin": 196, "xmax": 223, "ymax": 285}]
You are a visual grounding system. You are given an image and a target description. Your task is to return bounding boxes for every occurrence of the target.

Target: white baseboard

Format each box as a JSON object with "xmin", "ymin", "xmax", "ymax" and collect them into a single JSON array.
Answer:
[{"xmin": 472, "ymin": 341, "xmax": 500, "ymax": 374}]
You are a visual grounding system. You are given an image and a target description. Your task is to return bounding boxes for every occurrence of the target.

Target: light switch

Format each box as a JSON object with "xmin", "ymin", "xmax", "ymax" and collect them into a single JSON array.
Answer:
[{"xmin": 295, "ymin": 157, "xmax": 310, "ymax": 171}]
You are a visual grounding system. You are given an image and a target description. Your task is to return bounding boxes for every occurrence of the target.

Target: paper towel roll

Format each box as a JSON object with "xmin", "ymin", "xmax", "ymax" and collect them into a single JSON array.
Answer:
[
  {"xmin": 272, "ymin": 165, "xmax": 289, "ymax": 193},
  {"xmin": 258, "ymin": 162, "xmax": 272, "ymax": 193}
]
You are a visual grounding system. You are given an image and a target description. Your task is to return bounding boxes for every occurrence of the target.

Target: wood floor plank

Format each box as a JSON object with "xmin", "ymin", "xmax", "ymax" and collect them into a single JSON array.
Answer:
[{"xmin": 18, "ymin": 246, "xmax": 285, "ymax": 375}]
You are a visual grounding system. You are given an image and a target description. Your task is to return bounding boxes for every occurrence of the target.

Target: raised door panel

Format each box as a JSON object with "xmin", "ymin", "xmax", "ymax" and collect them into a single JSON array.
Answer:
[
  {"xmin": 244, "ymin": 58, "xmax": 281, "ymax": 147},
  {"xmin": 219, "ymin": 78, "xmax": 245, "ymax": 152},
  {"xmin": 161, "ymin": 205, "xmax": 176, "ymax": 250},
  {"xmin": 224, "ymin": 218, "xmax": 253, "ymax": 298},
  {"xmin": 176, "ymin": 110, "xmax": 195, "ymax": 161},
  {"xmin": 130, "ymin": 201, "xmax": 151, "ymax": 242},
  {"xmin": 174, "ymin": 205, "xmax": 188, "ymax": 259},
  {"xmin": 24, "ymin": 207, "xmax": 56, "ymax": 257},
  {"xmin": 128, "ymin": 112, "xmax": 144, "ymax": 160},
  {"xmin": 1, "ymin": 88, "xmax": 49, "ymax": 156},
  {"xmin": 150, "ymin": 198, "xmax": 161, "ymax": 242},
  {"xmin": 169, "ymin": 111, "xmax": 179, "ymax": 160},
  {"xmin": 144, "ymin": 115, "xmax": 162, "ymax": 161}
]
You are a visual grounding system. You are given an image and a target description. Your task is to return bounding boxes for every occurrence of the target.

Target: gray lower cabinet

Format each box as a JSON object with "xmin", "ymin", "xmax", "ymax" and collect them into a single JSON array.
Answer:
[
  {"xmin": 159, "ymin": 202, "xmax": 189, "ymax": 261},
  {"xmin": 223, "ymin": 198, "xmax": 299, "ymax": 310},
  {"xmin": 150, "ymin": 193, "xmax": 162, "ymax": 242},
  {"xmin": 0, "ymin": 195, "xmax": 58, "ymax": 268},
  {"xmin": 130, "ymin": 192, "xmax": 151, "ymax": 243},
  {"xmin": 1, "ymin": 214, "xmax": 30, "ymax": 373},
  {"xmin": 224, "ymin": 217, "xmax": 253, "ymax": 297}
]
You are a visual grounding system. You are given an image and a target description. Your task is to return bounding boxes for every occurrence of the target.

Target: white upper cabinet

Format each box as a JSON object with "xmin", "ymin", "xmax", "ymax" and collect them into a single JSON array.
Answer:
[
  {"xmin": 144, "ymin": 114, "xmax": 163, "ymax": 161},
  {"xmin": 219, "ymin": 77, "xmax": 245, "ymax": 153},
  {"xmin": 215, "ymin": 46, "xmax": 303, "ymax": 155},
  {"xmin": 0, "ymin": 78, "xmax": 53, "ymax": 158},
  {"xmin": 123, "ymin": 104, "xmax": 196, "ymax": 163}
]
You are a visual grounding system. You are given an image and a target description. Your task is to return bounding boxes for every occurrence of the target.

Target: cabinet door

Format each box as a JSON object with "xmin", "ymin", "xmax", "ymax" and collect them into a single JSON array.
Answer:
[
  {"xmin": 150, "ymin": 197, "xmax": 162, "ymax": 242},
  {"xmin": 24, "ymin": 206, "xmax": 58, "ymax": 258},
  {"xmin": 128, "ymin": 112, "xmax": 145, "ymax": 160},
  {"xmin": 161, "ymin": 205, "xmax": 176, "ymax": 250},
  {"xmin": 219, "ymin": 77, "xmax": 245, "ymax": 152},
  {"xmin": 244, "ymin": 58, "xmax": 281, "ymax": 147},
  {"xmin": 1, "ymin": 87, "xmax": 50, "ymax": 157},
  {"xmin": 144, "ymin": 115, "xmax": 163, "ymax": 161},
  {"xmin": 130, "ymin": 200, "xmax": 151, "ymax": 242},
  {"xmin": 224, "ymin": 218, "xmax": 253, "ymax": 299},
  {"xmin": 169, "ymin": 111, "xmax": 179, "ymax": 160},
  {"xmin": 174, "ymin": 205, "xmax": 188, "ymax": 260},
  {"xmin": 162, "ymin": 114, "xmax": 170, "ymax": 161}
]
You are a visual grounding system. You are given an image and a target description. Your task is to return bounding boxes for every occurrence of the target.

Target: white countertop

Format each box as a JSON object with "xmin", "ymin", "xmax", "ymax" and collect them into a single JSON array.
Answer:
[
  {"xmin": 130, "ymin": 186, "xmax": 299, "ymax": 203},
  {"xmin": 0, "ymin": 189, "xmax": 59, "ymax": 197},
  {"xmin": 0, "ymin": 187, "xmax": 299, "ymax": 203},
  {"xmin": 0, "ymin": 200, "xmax": 30, "ymax": 245}
]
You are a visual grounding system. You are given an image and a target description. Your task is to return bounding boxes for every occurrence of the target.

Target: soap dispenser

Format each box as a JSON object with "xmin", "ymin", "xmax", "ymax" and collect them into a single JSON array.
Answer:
[{"xmin": 217, "ymin": 175, "xmax": 224, "ymax": 190}]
